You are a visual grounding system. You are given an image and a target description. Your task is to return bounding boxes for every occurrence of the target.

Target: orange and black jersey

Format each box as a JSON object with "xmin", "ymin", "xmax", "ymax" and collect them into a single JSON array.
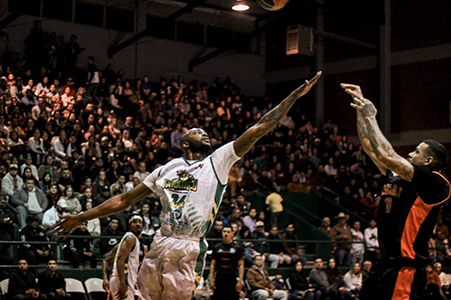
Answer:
[{"xmin": 378, "ymin": 164, "xmax": 450, "ymax": 265}]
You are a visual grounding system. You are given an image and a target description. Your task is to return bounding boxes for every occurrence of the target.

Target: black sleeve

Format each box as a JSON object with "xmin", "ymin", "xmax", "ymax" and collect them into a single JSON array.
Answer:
[{"xmin": 412, "ymin": 165, "xmax": 450, "ymax": 205}]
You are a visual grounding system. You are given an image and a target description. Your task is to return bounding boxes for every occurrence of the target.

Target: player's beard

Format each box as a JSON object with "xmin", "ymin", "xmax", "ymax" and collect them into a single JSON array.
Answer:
[{"xmin": 189, "ymin": 139, "xmax": 212, "ymax": 155}]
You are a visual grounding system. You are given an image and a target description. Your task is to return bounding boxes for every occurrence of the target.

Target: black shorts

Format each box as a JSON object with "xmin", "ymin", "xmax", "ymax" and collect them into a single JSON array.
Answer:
[{"xmin": 360, "ymin": 262, "xmax": 426, "ymax": 300}]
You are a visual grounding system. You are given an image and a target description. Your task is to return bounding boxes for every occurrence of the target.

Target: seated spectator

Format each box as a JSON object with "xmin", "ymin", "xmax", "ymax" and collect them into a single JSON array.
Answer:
[
  {"xmin": 78, "ymin": 187, "xmax": 94, "ymax": 212},
  {"xmin": 37, "ymin": 260, "xmax": 71, "ymax": 300},
  {"xmin": 2, "ymin": 163, "xmax": 23, "ymax": 200},
  {"xmin": 11, "ymin": 178, "xmax": 48, "ymax": 229},
  {"xmin": 100, "ymin": 217, "xmax": 123, "ymax": 257},
  {"xmin": 59, "ymin": 186, "xmax": 81, "ymax": 214},
  {"xmin": 42, "ymin": 199, "xmax": 68, "ymax": 232},
  {"xmin": 39, "ymin": 173, "xmax": 52, "ymax": 194},
  {"xmin": 343, "ymin": 263, "xmax": 362, "ymax": 296},
  {"xmin": 243, "ymin": 208, "xmax": 258, "ymax": 233},
  {"xmin": 435, "ymin": 215, "xmax": 450, "ymax": 263},
  {"xmin": 134, "ymin": 162, "xmax": 149, "ymax": 182},
  {"xmin": 309, "ymin": 258, "xmax": 335, "ymax": 299},
  {"xmin": 110, "ymin": 174, "xmax": 126, "ymax": 196},
  {"xmin": 38, "ymin": 156, "xmax": 58, "ymax": 183},
  {"xmin": 0, "ymin": 194, "xmax": 15, "ymax": 276},
  {"xmin": 361, "ymin": 260, "xmax": 372, "ymax": 285},
  {"xmin": 268, "ymin": 226, "xmax": 292, "ymax": 266},
  {"xmin": 207, "ymin": 220, "xmax": 224, "ymax": 240},
  {"xmin": 9, "ymin": 259, "xmax": 46, "ymax": 300},
  {"xmin": 93, "ymin": 170, "xmax": 109, "ymax": 196},
  {"xmin": 271, "ymin": 272, "xmax": 291, "ymax": 296},
  {"xmin": 20, "ymin": 154, "xmax": 39, "ymax": 181},
  {"xmin": 95, "ymin": 185, "xmax": 111, "ymax": 211},
  {"xmin": 64, "ymin": 221, "xmax": 97, "ymax": 268},
  {"xmin": 324, "ymin": 258, "xmax": 350, "ymax": 298},
  {"xmin": 57, "ymin": 169, "xmax": 74, "ymax": 193},
  {"xmin": 246, "ymin": 255, "xmax": 288, "ymax": 300},
  {"xmin": 434, "ymin": 262, "xmax": 450, "ymax": 298},
  {"xmin": 19, "ymin": 215, "xmax": 54, "ymax": 265},
  {"xmin": 232, "ymin": 194, "xmax": 251, "ymax": 216},
  {"xmin": 251, "ymin": 221, "xmax": 279, "ymax": 268},
  {"xmin": 289, "ymin": 261, "xmax": 320, "ymax": 300},
  {"xmin": 281, "ymin": 224, "xmax": 307, "ymax": 266},
  {"xmin": 46, "ymin": 183, "xmax": 60, "ymax": 209},
  {"xmin": 228, "ymin": 208, "xmax": 244, "ymax": 229},
  {"xmin": 425, "ymin": 264, "xmax": 442, "ymax": 300},
  {"xmin": 85, "ymin": 201, "xmax": 101, "ymax": 236}
]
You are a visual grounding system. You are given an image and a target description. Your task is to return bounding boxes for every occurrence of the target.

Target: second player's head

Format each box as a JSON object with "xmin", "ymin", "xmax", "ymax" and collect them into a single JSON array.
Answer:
[
  {"xmin": 127, "ymin": 214, "xmax": 143, "ymax": 235},
  {"xmin": 180, "ymin": 128, "xmax": 211, "ymax": 156}
]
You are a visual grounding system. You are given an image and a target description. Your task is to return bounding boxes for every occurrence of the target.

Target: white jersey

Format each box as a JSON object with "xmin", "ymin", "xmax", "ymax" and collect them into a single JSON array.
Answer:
[
  {"xmin": 143, "ymin": 142, "xmax": 240, "ymax": 238},
  {"xmin": 111, "ymin": 232, "xmax": 140, "ymax": 299}
]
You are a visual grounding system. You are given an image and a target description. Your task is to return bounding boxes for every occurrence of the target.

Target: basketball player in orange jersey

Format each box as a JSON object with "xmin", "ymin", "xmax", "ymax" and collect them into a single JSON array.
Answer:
[{"xmin": 341, "ymin": 83, "xmax": 450, "ymax": 300}]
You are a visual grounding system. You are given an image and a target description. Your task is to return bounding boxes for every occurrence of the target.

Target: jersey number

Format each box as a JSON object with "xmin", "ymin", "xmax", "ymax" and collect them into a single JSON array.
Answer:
[{"xmin": 171, "ymin": 194, "xmax": 187, "ymax": 208}]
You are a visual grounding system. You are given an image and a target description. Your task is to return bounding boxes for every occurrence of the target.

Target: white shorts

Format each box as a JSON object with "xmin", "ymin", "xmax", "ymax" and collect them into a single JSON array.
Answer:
[
  {"xmin": 136, "ymin": 231, "xmax": 207, "ymax": 300},
  {"xmin": 109, "ymin": 275, "xmax": 135, "ymax": 300}
]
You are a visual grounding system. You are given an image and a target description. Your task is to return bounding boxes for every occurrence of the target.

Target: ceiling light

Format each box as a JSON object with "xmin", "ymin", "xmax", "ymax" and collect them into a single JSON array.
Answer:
[{"xmin": 232, "ymin": 0, "xmax": 250, "ymax": 11}]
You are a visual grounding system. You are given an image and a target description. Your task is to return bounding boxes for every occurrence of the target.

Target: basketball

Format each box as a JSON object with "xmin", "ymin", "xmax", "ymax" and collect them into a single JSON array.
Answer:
[{"xmin": 256, "ymin": 0, "xmax": 290, "ymax": 11}]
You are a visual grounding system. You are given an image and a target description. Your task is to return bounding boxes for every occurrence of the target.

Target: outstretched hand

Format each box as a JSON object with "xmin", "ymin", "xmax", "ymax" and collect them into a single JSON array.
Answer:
[
  {"xmin": 290, "ymin": 71, "xmax": 322, "ymax": 99},
  {"xmin": 340, "ymin": 83, "xmax": 377, "ymax": 118},
  {"xmin": 50, "ymin": 214, "xmax": 82, "ymax": 240}
]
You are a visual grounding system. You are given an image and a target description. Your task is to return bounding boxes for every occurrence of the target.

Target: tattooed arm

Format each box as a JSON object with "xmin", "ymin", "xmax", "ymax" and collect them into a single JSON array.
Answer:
[
  {"xmin": 233, "ymin": 71, "xmax": 322, "ymax": 157},
  {"xmin": 341, "ymin": 83, "xmax": 414, "ymax": 181}
]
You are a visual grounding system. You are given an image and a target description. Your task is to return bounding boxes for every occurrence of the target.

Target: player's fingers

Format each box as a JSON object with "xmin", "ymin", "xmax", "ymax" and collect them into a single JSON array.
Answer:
[
  {"xmin": 353, "ymin": 97, "xmax": 364, "ymax": 106},
  {"xmin": 350, "ymin": 103, "xmax": 360, "ymax": 110},
  {"xmin": 340, "ymin": 83, "xmax": 358, "ymax": 90},
  {"xmin": 309, "ymin": 71, "xmax": 322, "ymax": 84}
]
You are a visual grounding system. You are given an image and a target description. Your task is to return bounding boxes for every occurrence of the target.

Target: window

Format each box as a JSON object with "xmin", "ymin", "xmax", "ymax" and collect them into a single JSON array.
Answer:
[
  {"xmin": 177, "ymin": 21, "xmax": 204, "ymax": 45},
  {"xmin": 8, "ymin": 0, "xmax": 41, "ymax": 16},
  {"xmin": 75, "ymin": 2, "xmax": 103, "ymax": 27},
  {"xmin": 146, "ymin": 15, "xmax": 175, "ymax": 40},
  {"xmin": 43, "ymin": 0, "xmax": 72, "ymax": 21},
  {"xmin": 106, "ymin": 7, "xmax": 134, "ymax": 32}
]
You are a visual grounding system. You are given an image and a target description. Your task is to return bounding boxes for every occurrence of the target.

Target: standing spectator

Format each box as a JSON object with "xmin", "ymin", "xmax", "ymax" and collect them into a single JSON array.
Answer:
[
  {"xmin": 350, "ymin": 221, "xmax": 365, "ymax": 266},
  {"xmin": 333, "ymin": 212, "xmax": 352, "ymax": 267},
  {"xmin": 251, "ymin": 221, "xmax": 280, "ymax": 268},
  {"xmin": 434, "ymin": 262, "xmax": 450, "ymax": 298},
  {"xmin": 281, "ymin": 224, "xmax": 307, "ymax": 266},
  {"xmin": 319, "ymin": 217, "xmax": 337, "ymax": 254},
  {"xmin": 289, "ymin": 261, "xmax": 320, "ymax": 300},
  {"xmin": 209, "ymin": 225, "xmax": 244, "ymax": 300},
  {"xmin": 363, "ymin": 220, "xmax": 379, "ymax": 263},
  {"xmin": 11, "ymin": 178, "xmax": 48, "ymax": 229},
  {"xmin": 9, "ymin": 259, "xmax": 45, "ymax": 300},
  {"xmin": 2, "ymin": 163, "xmax": 23, "ymax": 199},
  {"xmin": 343, "ymin": 263, "xmax": 362, "ymax": 296},
  {"xmin": 243, "ymin": 208, "xmax": 258, "ymax": 233},
  {"xmin": 100, "ymin": 217, "xmax": 123, "ymax": 257},
  {"xmin": 246, "ymin": 255, "xmax": 288, "ymax": 300},
  {"xmin": 86, "ymin": 56, "xmax": 100, "ymax": 101},
  {"xmin": 64, "ymin": 221, "xmax": 97, "ymax": 268},
  {"xmin": 19, "ymin": 215, "xmax": 54, "ymax": 265},
  {"xmin": 38, "ymin": 260, "xmax": 71, "ymax": 300},
  {"xmin": 265, "ymin": 192, "xmax": 284, "ymax": 226},
  {"xmin": 0, "ymin": 194, "xmax": 15, "ymax": 277},
  {"xmin": 63, "ymin": 34, "xmax": 84, "ymax": 71}
]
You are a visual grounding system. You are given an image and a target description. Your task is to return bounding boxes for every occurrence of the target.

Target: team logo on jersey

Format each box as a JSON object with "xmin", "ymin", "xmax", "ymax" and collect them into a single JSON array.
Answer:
[
  {"xmin": 172, "ymin": 209, "xmax": 182, "ymax": 220},
  {"xmin": 162, "ymin": 169, "xmax": 198, "ymax": 191}
]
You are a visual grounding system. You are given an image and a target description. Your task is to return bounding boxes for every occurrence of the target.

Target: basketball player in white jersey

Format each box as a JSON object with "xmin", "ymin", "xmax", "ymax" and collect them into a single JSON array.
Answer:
[
  {"xmin": 52, "ymin": 71, "xmax": 321, "ymax": 300},
  {"xmin": 109, "ymin": 214, "xmax": 143, "ymax": 300}
]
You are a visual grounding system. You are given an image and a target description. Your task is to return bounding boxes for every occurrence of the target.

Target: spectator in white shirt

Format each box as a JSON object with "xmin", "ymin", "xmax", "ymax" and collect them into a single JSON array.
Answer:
[
  {"xmin": 343, "ymin": 263, "xmax": 362, "ymax": 295},
  {"xmin": 133, "ymin": 162, "xmax": 149, "ymax": 182},
  {"xmin": 351, "ymin": 221, "xmax": 365, "ymax": 266},
  {"xmin": 42, "ymin": 199, "xmax": 68, "ymax": 232},
  {"xmin": 85, "ymin": 201, "xmax": 101, "ymax": 236},
  {"xmin": 364, "ymin": 220, "xmax": 380, "ymax": 263}
]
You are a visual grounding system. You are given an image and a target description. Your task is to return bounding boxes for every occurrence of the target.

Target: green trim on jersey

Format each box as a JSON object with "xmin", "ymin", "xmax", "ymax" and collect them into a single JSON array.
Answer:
[{"xmin": 180, "ymin": 156, "xmax": 206, "ymax": 166}]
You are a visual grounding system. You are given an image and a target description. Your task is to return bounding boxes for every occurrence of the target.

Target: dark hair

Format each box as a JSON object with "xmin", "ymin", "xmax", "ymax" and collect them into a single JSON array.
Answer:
[
  {"xmin": 222, "ymin": 225, "xmax": 233, "ymax": 231},
  {"xmin": 126, "ymin": 214, "xmax": 142, "ymax": 227},
  {"xmin": 423, "ymin": 140, "xmax": 448, "ymax": 170}
]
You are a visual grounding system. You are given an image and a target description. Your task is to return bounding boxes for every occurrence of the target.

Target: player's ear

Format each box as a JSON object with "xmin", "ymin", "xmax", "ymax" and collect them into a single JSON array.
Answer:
[
  {"xmin": 425, "ymin": 156, "xmax": 433, "ymax": 166},
  {"xmin": 182, "ymin": 141, "xmax": 189, "ymax": 150}
]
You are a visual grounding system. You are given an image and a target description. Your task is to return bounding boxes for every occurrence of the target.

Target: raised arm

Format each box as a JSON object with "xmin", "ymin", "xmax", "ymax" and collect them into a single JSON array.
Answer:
[
  {"xmin": 233, "ymin": 72, "xmax": 321, "ymax": 157},
  {"xmin": 52, "ymin": 183, "xmax": 152, "ymax": 239},
  {"xmin": 341, "ymin": 83, "xmax": 414, "ymax": 181}
]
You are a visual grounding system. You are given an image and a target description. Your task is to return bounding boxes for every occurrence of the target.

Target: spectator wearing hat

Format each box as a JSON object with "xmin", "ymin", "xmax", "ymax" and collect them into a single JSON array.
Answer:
[
  {"xmin": 11, "ymin": 177, "xmax": 48, "ymax": 229},
  {"xmin": 2, "ymin": 163, "xmax": 23, "ymax": 199},
  {"xmin": 19, "ymin": 215, "xmax": 54, "ymax": 265},
  {"xmin": 42, "ymin": 199, "xmax": 68, "ymax": 232},
  {"xmin": 251, "ymin": 221, "xmax": 280, "ymax": 268},
  {"xmin": 333, "ymin": 212, "xmax": 352, "ymax": 267}
]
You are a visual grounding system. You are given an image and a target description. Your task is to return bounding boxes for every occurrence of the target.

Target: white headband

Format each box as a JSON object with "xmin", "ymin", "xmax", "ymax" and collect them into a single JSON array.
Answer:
[{"xmin": 129, "ymin": 215, "xmax": 143, "ymax": 224}]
